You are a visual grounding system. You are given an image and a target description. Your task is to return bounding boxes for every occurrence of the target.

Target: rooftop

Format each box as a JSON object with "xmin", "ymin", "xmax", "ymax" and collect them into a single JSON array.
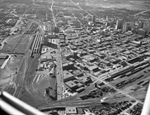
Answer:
[{"xmin": 66, "ymin": 107, "xmax": 77, "ymax": 114}]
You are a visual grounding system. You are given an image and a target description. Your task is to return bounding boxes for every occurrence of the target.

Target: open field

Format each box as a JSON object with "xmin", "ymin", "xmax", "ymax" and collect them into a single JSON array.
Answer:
[
  {"xmin": 15, "ymin": 34, "xmax": 31, "ymax": 54},
  {"xmin": 32, "ymin": 74, "xmax": 56, "ymax": 99},
  {"xmin": 1, "ymin": 34, "xmax": 31, "ymax": 54},
  {"xmin": 0, "ymin": 55, "xmax": 23, "ymax": 94}
]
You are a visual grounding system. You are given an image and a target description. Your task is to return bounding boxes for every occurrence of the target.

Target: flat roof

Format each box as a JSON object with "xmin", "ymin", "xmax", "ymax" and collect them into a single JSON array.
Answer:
[
  {"xmin": 77, "ymin": 108, "xmax": 84, "ymax": 114},
  {"xmin": 72, "ymin": 70, "xmax": 83, "ymax": 76},
  {"xmin": 88, "ymin": 65, "xmax": 98, "ymax": 71},
  {"xmin": 64, "ymin": 70, "xmax": 74, "ymax": 79},
  {"xmin": 66, "ymin": 107, "xmax": 77, "ymax": 114},
  {"xmin": 65, "ymin": 81, "xmax": 77, "ymax": 88},
  {"xmin": 0, "ymin": 54, "xmax": 8, "ymax": 59},
  {"xmin": 82, "ymin": 55, "xmax": 95, "ymax": 61}
]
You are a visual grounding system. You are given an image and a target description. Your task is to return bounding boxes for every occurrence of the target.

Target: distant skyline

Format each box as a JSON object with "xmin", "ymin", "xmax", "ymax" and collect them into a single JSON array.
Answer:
[{"xmin": 85, "ymin": 0, "xmax": 150, "ymax": 10}]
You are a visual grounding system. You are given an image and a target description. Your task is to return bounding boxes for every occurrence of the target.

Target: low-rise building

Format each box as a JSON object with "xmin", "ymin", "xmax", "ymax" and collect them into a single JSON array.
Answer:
[
  {"xmin": 0, "ymin": 54, "xmax": 8, "ymax": 59},
  {"xmin": 78, "ymin": 76, "xmax": 92, "ymax": 85},
  {"xmin": 76, "ymin": 87, "xmax": 85, "ymax": 93},
  {"xmin": 66, "ymin": 107, "xmax": 77, "ymax": 114},
  {"xmin": 64, "ymin": 70, "xmax": 76, "ymax": 82},
  {"xmin": 82, "ymin": 55, "xmax": 96, "ymax": 63},
  {"xmin": 72, "ymin": 70, "xmax": 84, "ymax": 77},
  {"xmin": 63, "ymin": 62, "xmax": 74, "ymax": 70},
  {"xmin": 65, "ymin": 81, "xmax": 78, "ymax": 91}
]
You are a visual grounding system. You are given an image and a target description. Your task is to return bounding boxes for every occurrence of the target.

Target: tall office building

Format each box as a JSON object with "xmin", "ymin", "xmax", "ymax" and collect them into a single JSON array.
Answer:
[
  {"xmin": 137, "ymin": 28, "xmax": 147, "ymax": 37},
  {"xmin": 115, "ymin": 19, "xmax": 123, "ymax": 30},
  {"xmin": 51, "ymin": 26, "xmax": 59, "ymax": 34},
  {"xmin": 143, "ymin": 20, "xmax": 150, "ymax": 34},
  {"xmin": 137, "ymin": 21, "xmax": 144, "ymax": 29},
  {"xmin": 93, "ymin": 15, "xmax": 96, "ymax": 24},
  {"xmin": 122, "ymin": 22, "xmax": 131, "ymax": 32}
]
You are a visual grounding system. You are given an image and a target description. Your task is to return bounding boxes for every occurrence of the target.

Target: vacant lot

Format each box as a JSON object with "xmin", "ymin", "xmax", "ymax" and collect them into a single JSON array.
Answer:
[
  {"xmin": 1, "ymin": 34, "xmax": 30, "ymax": 54},
  {"xmin": 0, "ymin": 55, "xmax": 23, "ymax": 93}
]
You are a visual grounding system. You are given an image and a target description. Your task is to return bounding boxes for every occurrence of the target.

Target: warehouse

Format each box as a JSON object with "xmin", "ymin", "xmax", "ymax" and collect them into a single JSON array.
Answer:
[{"xmin": 64, "ymin": 70, "xmax": 76, "ymax": 82}]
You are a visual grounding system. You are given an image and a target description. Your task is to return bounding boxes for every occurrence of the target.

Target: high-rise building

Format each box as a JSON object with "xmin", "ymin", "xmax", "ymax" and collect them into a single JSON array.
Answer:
[
  {"xmin": 122, "ymin": 22, "xmax": 131, "ymax": 32},
  {"xmin": 54, "ymin": 27, "xmax": 59, "ymax": 33},
  {"xmin": 130, "ymin": 22, "xmax": 135, "ymax": 29},
  {"xmin": 122, "ymin": 23, "xmax": 127, "ymax": 32},
  {"xmin": 115, "ymin": 19, "xmax": 123, "ymax": 30},
  {"xmin": 93, "ymin": 15, "xmax": 96, "ymax": 24},
  {"xmin": 137, "ymin": 21, "xmax": 144, "ymax": 29},
  {"xmin": 106, "ymin": 16, "xmax": 109, "ymax": 21},
  {"xmin": 137, "ymin": 28, "xmax": 147, "ymax": 37},
  {"xmin": 105, "ymin": 22, "xmax": 110, "ymax": 27},
  {"xmin": 143, "ymin": 20, "xmax": 150, "ymax": 34}
]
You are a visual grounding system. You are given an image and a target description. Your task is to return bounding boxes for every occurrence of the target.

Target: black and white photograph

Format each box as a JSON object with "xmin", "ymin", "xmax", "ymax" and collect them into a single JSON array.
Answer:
[{"xmin": 0, "ymin": 0, "xmax": 150, "ymax": 115}]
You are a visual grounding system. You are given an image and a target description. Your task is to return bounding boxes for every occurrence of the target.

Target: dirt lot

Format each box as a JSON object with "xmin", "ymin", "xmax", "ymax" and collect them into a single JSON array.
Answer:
[
  {"xmin": 1, "ymin": 34, "xmax": 31, "ymax": 54},
  {"xmin": 0, "ymin": 55, "xmax": 23, "ymax": 94}
]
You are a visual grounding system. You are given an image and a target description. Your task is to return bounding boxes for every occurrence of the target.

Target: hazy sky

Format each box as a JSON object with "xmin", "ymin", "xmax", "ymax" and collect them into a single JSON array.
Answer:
[{"xmin": 85, "ymin": 0, "xmax": 150, "ymax": 10}]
